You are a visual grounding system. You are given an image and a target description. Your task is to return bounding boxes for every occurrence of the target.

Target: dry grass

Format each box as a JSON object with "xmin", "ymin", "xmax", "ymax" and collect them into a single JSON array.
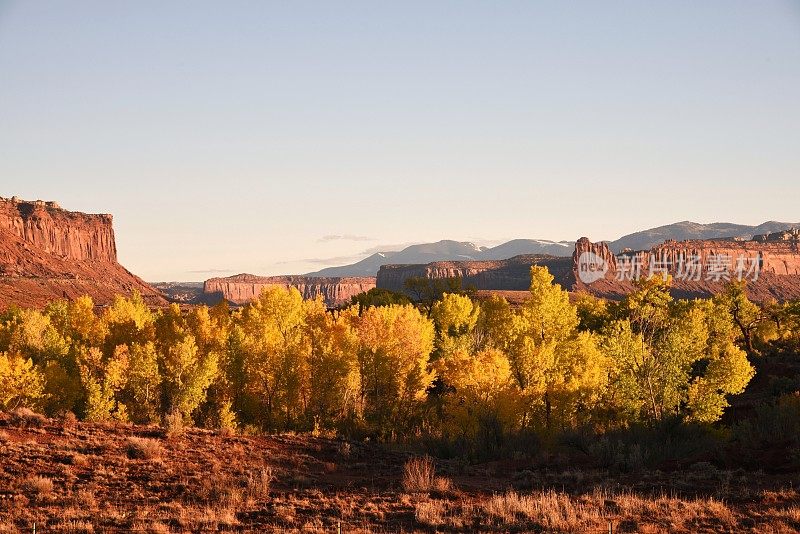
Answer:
[
  {"xmin": 125, "ymin": 437, "xmax": 163, "ymax": 460},
  {"xmin": 68, "ymin": 453, "xmax": 89, "ymax": 467},
  {"xmin": 415, "ymin": 499, "xmax": 448, "ymax": 526},
  {"xmin": 410, "ymin": 488, "xmax": 753, "ymax": 532},
  {"xmin": 402, "ymin": 456, "xmax": 452, "ymax": 493},
  {"xmin": 246, "ymin": 466, "xmax": 274, "ymax": 501}
]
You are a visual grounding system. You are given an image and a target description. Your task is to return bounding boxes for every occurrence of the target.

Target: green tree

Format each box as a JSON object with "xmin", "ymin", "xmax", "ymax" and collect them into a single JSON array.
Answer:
[
  {"xmin": 124, "ymin": 342, "xmax": 162, "ymax": 424},
  {"xmin": 349, "ymin": 288, "xmax": 411, "ymax": 313},
  {"xmin": 714, "ymin": 281, "xmax": 763, "ymax": 353},
  {"xmin": 404, "ymin": 276, "xmax": 475, "ymax": 316}
]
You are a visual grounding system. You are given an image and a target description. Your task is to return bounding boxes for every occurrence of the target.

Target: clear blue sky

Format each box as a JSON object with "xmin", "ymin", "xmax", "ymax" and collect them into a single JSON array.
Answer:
[{"xmin": 1, "ymin": 1, "xmax": 798, "ymax": 281}]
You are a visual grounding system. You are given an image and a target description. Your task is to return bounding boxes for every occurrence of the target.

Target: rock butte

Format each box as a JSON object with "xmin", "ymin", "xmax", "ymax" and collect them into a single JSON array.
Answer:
[
  {"xmin": 204, "ymin": 274, "xmax": 376, "ymax": 307},
  {"xmin": 0, "ymin": 197, "xmax": 165, "ymax": 308}
]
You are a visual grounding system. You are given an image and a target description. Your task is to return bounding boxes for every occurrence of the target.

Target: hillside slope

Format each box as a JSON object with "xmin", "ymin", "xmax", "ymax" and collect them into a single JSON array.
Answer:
[{"xmin": 1, "ymin": 412, "xmax": 798, "ymax": 532}]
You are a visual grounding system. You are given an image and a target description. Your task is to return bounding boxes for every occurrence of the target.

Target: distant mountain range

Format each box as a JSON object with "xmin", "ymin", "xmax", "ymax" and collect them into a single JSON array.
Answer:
[{"xmin": 306, "ymin": 221, "xmax": 798, "ymax": 278}]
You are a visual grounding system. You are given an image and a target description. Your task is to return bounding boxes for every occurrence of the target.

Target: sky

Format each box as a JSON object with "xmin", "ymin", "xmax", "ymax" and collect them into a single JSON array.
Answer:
[{"xmin": 1, "ymin": 1, "xmax": 799, "ymax": 281}]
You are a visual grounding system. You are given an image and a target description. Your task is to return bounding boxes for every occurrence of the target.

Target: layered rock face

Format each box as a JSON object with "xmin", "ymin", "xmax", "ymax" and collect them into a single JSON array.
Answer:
[
  {"xmin": 0, "ymin": 198, "xmax": 116, "ymax": 266},
  {"xmin": 204, "ymin": 274, "xmax": 376, "ymax": 307},
  {"xmin": 0, "ymin": 197, "xmax": 165, "ymax": 308}
]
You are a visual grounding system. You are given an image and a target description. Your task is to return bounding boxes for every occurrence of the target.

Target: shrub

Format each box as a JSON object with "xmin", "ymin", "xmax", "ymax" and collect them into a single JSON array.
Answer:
[
  {"xmin": 733, "ymin": 393, "xmax": 800, "ymax": 449},
  {"xmin": 162, "ymin": 411, "xmax": 184, "ymax": 438},
  {"xmin": 126, "ymin": 437, "xmax": 163, "ymax": 460},
  {"xmin": 18, "ymin": 476, "xmax": 54, "ymax": 498},
  {"xmin": 8, "ymin": 407, "xmax": 46, "ymax": 428},
  {"xmin": 402, "ymin": 456, "xmax": 452, "ymax": 493},
  {"xmin": 61, "ymin": 411, "xmax": 78, "ymax": 427}
]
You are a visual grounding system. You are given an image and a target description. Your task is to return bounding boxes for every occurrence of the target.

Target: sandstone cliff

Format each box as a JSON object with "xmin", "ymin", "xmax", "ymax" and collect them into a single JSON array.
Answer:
[
  {"xmin": 573, "ymin": 236, "xmax": 800, "ymax": 301},
  {"xmin": 203, "ymin": 274, "xmax": 376, "ymax": 307},
  {"xmin": 0, "ymin": 197, "xmax": 166, "ymax": 308}
]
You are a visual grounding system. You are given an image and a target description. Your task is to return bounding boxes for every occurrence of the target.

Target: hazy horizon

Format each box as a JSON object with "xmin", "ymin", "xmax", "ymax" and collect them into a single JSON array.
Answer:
[{"xmin": 2, "ymin": 1, "xmax": 799, "ymax": 281}]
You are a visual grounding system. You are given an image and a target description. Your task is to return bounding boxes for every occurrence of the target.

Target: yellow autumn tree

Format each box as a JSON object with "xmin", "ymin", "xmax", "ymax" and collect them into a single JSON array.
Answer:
[
  {"xmin": 431, "ymin": 293, "xmax": 480, "ymax": 361},
  {"xmin": 473, "ymin": 295, "xmax": 516, "ymax": 352},
  {"xmin": 0, "ymin": 351, "xmax": 45, "ymax": 410},
  {"xmin": 506, "ymin": 266, "xmax": 609, "ymax": 429},
  {"xmin": 435, "ymin": 347, "xmax": 520, "ymax": 447},
  {"xmin": 0, "ymin": 308, "xmax": 69, "ymax": 363},
  {"xmin": 354, "ymin": 304, "xmax": 435, "ymax": 438},
  {"xmin": 46, "ymin": 296, "xmax": 107, "ymax": 347},
  {"xmin": 78, "ymin": 345, "xmax": 129, "ymax": 422},
  {"xmin": 124, "ymin": 342, "xmax": 162, "ymax": 424},
  {"xmin": 605, "ymin": 281, "xmax": 755, "ymax": 424},
  {"xmin": 238, "ymin": 286, "xmax": 310, "ymax": 430},
  {"xmin": 160, "ymin": 334, "xmax": 218, "ymax": 423},
  {"xmin": 686, "ymin": 299, "xmax": 755, "ymax": 422},
  {"xmin": 103, "ymin": 290, "xmax": 156, "ymax": 350},
  {"xmin": 185, "ymin": 304, "xmax": 236, "ymax": 430},
  {"xmin": 304, "ymin": 301, "xmax": 360, "ymax": 430}
]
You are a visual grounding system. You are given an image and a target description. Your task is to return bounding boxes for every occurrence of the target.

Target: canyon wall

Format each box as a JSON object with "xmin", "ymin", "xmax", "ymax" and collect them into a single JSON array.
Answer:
[
  {"xmin": 0, "ymin": 197, "xmax": 165, "ymax": 308},
  {"xmin": 204, "ymin": 274, "xmax": 377, "ymax": 308},
  {"xmin": 573, "ymin": 236, "xmax": 800, "ymax": 301}
]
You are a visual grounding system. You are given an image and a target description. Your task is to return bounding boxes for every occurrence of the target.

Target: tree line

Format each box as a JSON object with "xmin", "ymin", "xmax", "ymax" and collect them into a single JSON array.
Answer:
[{"xmin": 3, "ymin": 266, "xmax": 797, "ymax": 445}]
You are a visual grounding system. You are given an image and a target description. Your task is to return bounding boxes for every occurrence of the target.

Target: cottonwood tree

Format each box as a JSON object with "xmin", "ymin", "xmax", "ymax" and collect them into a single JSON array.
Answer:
[
  {"xmin": 78, "ymin": 345, "xmax": 129, "ymax": 422},
  {"xmin": 160, "ymin": 335, "xmax": 218, "ymax": 423},
  {"xmin": 124, "ymin": 342, "xmax": 162, "ymax": 424},
  {"xmin": 604, "ymin": 279, "xmax": 755, "ymax": 424},
  {"xmin": 0, "ymin": 351, "xmax": 44, "ymax": 410},
  {"xmin": 505, "ymin": 266, "xmax": 609, "ymax": 429},
  {"xmin": 354, "ymin": 304, "xmax": 435, "ymax": 438},
  {"xmin": 435, "ymin": 347, "xmax": 520, "ymax": 447},
  {"xmin": 304, "ymin": 301, "xmax": 360, "ymax": 429},
  {"xmin": 714, "ymin": 281, "xmax": 764, "ymax": 353},
  {"xmin": 431, "ymin": 293, "xmax": 480, "ymax": 362},
  {"xmin": 238, "ymin": 286, "xmax": 310, "ymax": 430}
]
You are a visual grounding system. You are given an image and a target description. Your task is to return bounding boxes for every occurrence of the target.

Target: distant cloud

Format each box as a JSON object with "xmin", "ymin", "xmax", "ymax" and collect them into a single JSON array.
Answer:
[
  {"xmin": 359, "ymin": 241, "xmax": 420, "ymax": 255},
  {"xmin": 186, "ymin": 268, "xmax": 235, "ymax": 274},
  {"xmin": 276, "ymin": 254, "xmax": 364, "ymax": 266},
  {"xmin": 317, "ymin": 234, "xmax": 375, "ymax": 243}
]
